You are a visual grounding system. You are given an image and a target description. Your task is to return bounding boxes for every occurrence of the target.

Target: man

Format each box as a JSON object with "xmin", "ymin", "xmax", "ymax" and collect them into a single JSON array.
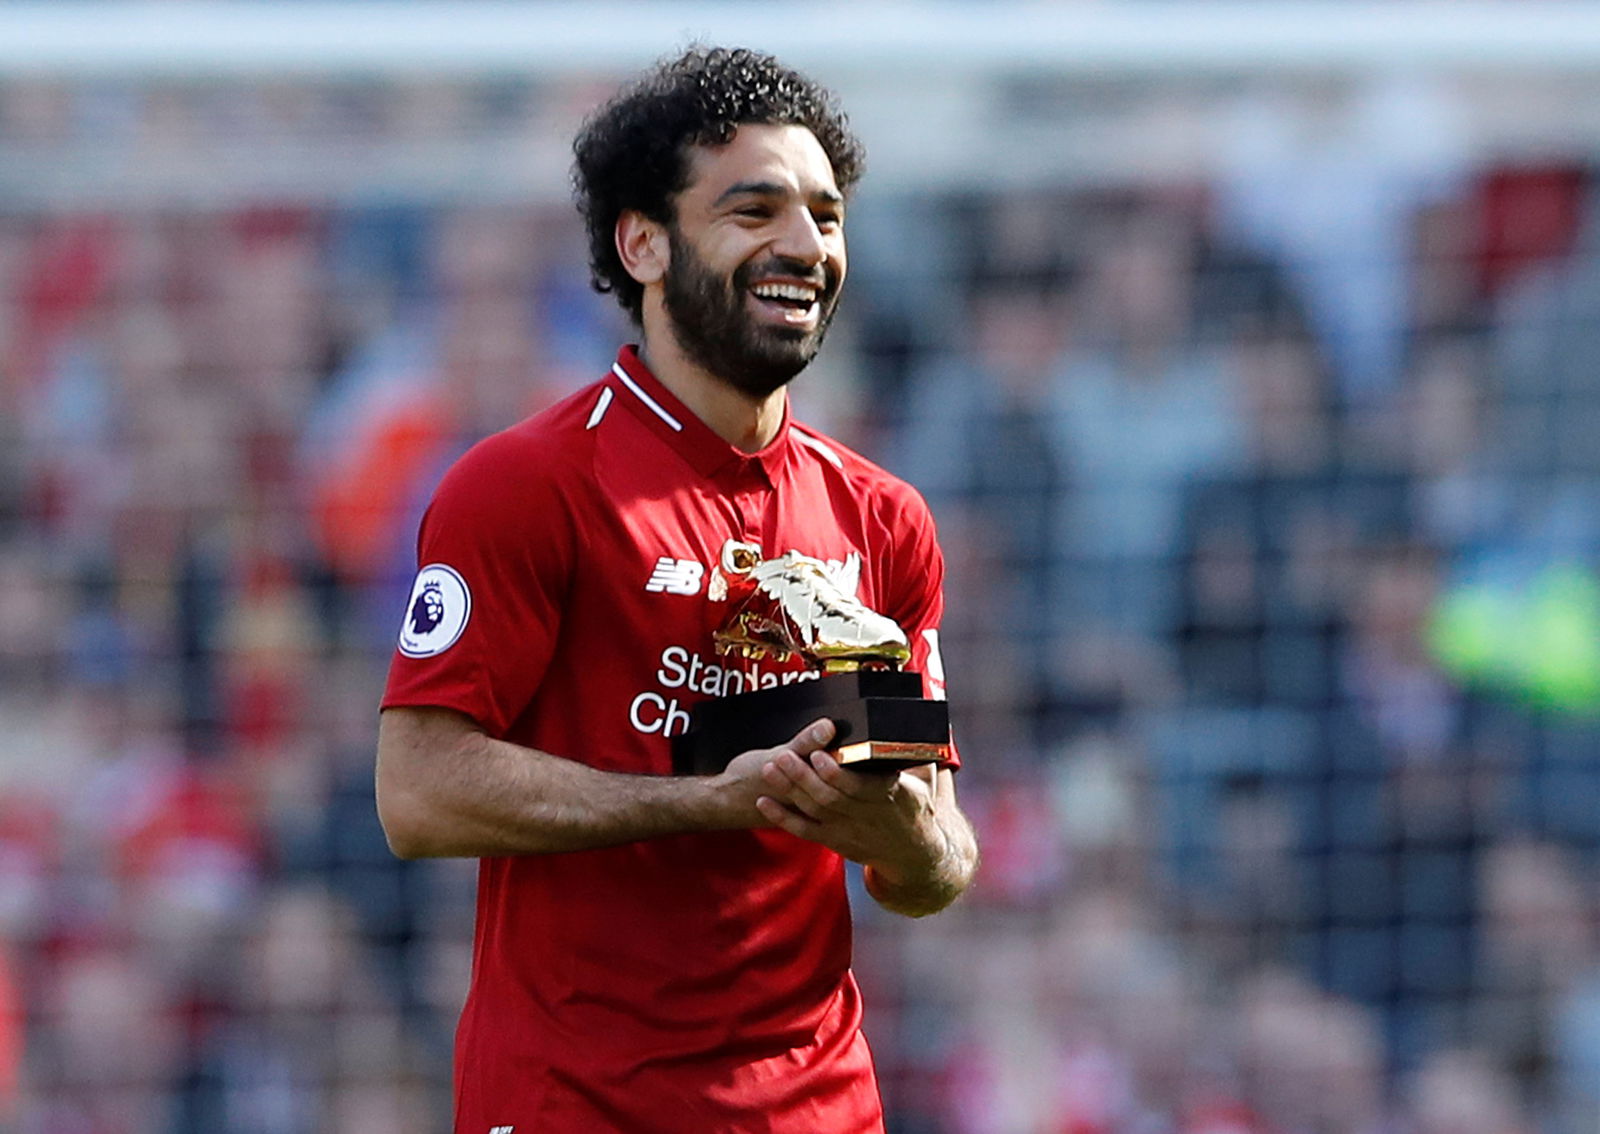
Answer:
[{"xmin": 377, "ymin": 46, "xmax": 978, "ymax": 1133}]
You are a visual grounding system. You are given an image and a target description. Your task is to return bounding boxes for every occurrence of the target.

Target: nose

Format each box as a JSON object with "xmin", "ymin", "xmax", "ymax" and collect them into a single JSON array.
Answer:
[{"xmin": 773, "ymin": 206, "xmax": 829, "ymax": 269}]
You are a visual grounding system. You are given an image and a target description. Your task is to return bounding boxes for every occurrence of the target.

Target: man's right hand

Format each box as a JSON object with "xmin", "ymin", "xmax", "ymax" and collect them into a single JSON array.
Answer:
[
  {"xmin": 378, "ymin": 706, "xmax": 850, "ymax": 857},
  {"xmin": 710, "ymin": 717, "xmax": 837, "ymax": 828}
]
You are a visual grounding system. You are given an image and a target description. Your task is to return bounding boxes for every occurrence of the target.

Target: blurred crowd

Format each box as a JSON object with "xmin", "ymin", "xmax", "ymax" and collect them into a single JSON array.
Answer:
[
  {"xmin": 4, "ymin": 73, "xmax": 1600, "ymax": 1134},
  {"xmin": 868, "ymin": 154, "xmax": 1600, "ymax": 1131}
]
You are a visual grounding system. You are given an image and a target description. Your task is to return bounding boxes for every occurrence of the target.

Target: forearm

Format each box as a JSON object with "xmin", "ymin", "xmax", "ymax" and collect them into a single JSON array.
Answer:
[
  {"xmin": 864, "ymin": 770, "xmax": 972, "ymax": 921},
  {"xmin": 862, "ymin": 798, "xmax": 979, "ymax": 918},
  {"xmin": 376, "ymin": 708, "xmax": 738, "ymax": 858}
]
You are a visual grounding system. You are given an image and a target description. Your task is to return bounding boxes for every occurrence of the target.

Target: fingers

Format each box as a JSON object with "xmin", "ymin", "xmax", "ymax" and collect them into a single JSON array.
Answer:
[
  {"xmin": 760, "ymin": 751, "xmax": 829, "ymax": 823},
  {"xmin": 755, "ymin": 794, "xmax": 816, "ymax": 835},
  {"xmin": 751, "ymin": 718, "xmax": 905, "ymax": 841},
  {"xmin": 758, "ymin": 719, "xmax": 847, "ymax": 814},
  {"xmin": 783, "ymin": 718, "xmax": 835, "ymax": 756},
  {"xmin": 760, "ymin": 743, "xmax": 893, "ymax": 817},
  {"xmin": 801, "ymin": 748, "xmax": 895, "ymax": 803}
]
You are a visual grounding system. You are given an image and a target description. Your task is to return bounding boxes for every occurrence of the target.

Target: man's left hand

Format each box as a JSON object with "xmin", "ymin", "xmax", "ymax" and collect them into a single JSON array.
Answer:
[{"xmin": 754, "ymin": 722, "xmax": 975, "ymax": 916}]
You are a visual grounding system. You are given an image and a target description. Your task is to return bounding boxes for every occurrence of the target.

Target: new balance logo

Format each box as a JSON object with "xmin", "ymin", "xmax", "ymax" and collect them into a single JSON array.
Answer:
[
  {"xmin": 645, "ymin": 558, "xmax": 705, "ymax": 595},
  {"xmin": 489, "ymin": 1127, "xmax": 515, "ymax": 1134}
]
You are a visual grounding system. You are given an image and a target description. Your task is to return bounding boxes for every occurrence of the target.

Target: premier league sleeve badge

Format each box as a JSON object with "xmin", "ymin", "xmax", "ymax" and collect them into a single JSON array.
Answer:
[{"xmin": 398, "ymin": 564, "xmax": 472, "ymax": 658}]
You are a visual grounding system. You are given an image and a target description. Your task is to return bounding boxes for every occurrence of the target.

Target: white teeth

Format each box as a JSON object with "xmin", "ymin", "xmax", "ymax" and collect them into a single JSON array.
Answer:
[{"xmin": 752, "ymin": 282, "xmax": 817, "ymax": 304}]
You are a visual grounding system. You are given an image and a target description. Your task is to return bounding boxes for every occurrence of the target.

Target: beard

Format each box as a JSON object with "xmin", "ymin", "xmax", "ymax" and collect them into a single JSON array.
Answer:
[{"xmin": 661, "ymin": 225, "xmax": 842, "ymax": 399}]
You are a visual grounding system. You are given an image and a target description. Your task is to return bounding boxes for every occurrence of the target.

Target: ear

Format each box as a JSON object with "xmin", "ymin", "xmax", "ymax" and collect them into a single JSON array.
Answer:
[{"xmin": 616, "ymin": 210, "xmax": 669, "ymax": 286}]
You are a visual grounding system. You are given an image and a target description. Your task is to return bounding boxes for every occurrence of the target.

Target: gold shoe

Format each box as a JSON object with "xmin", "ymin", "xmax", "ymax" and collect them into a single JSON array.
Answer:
[{"xmin": 711, "ymin": 540, "xmax": 910, "ymax": 671}]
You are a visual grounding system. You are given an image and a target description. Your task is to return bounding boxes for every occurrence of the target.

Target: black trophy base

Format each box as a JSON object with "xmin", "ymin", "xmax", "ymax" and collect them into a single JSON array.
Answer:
[{"xmin": 672, "ymin": 669, "xmax": 951, "ymax": 776}]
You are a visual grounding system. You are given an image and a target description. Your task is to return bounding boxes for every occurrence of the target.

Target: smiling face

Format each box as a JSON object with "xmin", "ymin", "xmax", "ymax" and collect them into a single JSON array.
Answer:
[{"xmin": 658, "ymin": 123, "xmax": 848, "ymax": 397}]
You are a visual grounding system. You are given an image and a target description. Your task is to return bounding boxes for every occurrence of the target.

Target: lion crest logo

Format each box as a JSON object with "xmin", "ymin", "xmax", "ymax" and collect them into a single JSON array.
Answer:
[
  {"xmin": 409, "ymin": 581, "xmax": 445, "ymax": 635},
  {"xmin": 398, "ymin": 565, "xmax": 470, "ymax": 658}
]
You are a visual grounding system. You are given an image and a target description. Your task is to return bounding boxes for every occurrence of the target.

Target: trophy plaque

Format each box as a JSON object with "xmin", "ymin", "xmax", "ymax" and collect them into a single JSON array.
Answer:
[{"xmin": 672, "ymin": 541, "xmax": 952, "ymax": 776}]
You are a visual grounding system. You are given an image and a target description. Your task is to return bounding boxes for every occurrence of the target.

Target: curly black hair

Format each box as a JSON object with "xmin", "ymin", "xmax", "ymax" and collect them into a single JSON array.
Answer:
[{"xmin": 572, "ymin": 46, "xmax": 866, "ymax": 323}]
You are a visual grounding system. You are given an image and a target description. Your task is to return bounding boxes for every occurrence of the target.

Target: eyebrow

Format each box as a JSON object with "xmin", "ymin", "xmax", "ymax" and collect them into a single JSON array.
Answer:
[{"xmin": 713, "ymin": 180, "xmax": 845, "ymax": 208}]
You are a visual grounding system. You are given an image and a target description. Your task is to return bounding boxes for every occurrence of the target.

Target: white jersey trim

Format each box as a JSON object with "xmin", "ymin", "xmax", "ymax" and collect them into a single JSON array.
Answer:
[
  {"xmin": 793, "ymin": 430, "xmax": 844, "ymax": 469},
  {"xmin": 613, "ymin": 363, "xmax": 683, "ymax": 432},
  {"xmin": 585, "ymin": 385, "xmax": 614, "ymax": 430}
]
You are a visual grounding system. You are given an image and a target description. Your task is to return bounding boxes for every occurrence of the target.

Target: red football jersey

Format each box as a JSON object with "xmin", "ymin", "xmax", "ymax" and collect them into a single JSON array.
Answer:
[{"xmin": 383, "ymin": 347, "xmax": 955, "ymax": 1133}]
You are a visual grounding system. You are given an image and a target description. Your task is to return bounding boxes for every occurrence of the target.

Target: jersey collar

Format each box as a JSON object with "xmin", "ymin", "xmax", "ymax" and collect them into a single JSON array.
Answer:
[{"xmin": 609, "ymin": 346, "xmax": 792, "ymax": 483}]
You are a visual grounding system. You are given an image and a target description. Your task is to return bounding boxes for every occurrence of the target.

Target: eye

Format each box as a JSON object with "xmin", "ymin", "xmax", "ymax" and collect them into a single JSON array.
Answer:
[{"xmin": 734, "ymin": 205, "xmax": 772, "ymax": 221}]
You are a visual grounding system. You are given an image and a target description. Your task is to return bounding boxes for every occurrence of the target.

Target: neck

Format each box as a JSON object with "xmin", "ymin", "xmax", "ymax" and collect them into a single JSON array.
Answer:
[{"xmin": 637, "ymin": 315, "xmax": 788, "ymax": 453}]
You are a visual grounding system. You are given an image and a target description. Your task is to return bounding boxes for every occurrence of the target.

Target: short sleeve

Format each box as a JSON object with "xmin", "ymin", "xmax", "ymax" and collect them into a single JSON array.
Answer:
[{"xmin": 382, "ymin": 431, "xmax": 577, "ymax": 736}]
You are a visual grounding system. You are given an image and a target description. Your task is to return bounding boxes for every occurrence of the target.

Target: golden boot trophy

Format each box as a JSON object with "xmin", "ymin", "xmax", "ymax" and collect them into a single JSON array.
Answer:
[{"xmin": 672, "ymin": 540, "xmax": 952, "ymax": 774}]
